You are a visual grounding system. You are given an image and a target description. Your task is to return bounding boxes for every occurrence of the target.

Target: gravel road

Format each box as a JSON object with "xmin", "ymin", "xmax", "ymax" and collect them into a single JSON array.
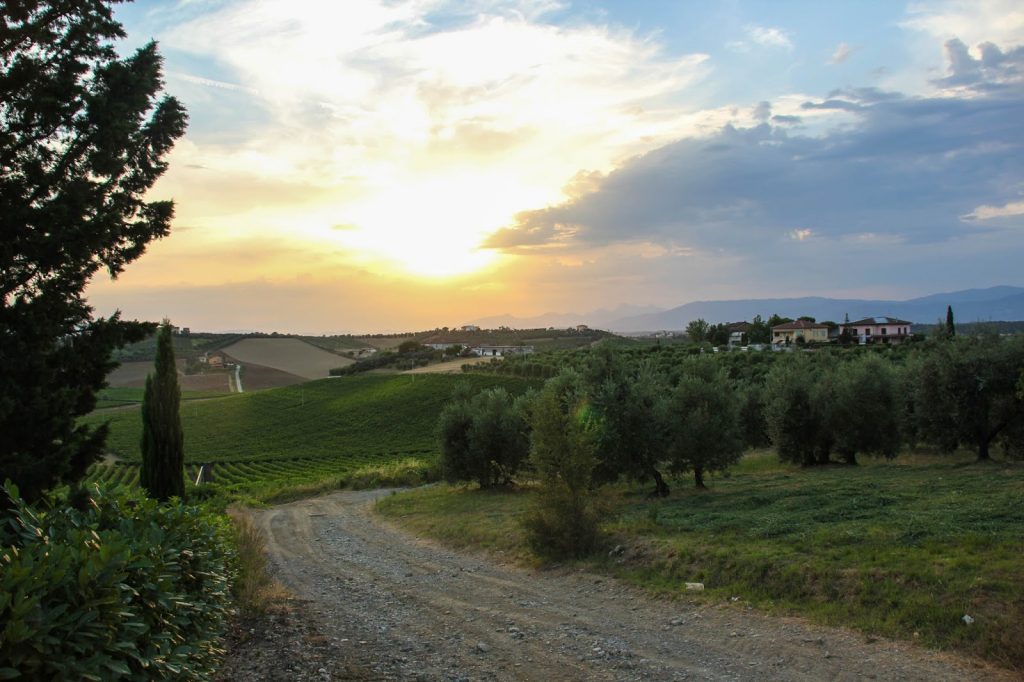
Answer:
[{"xmin": 223, "ymin": 489, "xmax": 1010, "ymax": 681}]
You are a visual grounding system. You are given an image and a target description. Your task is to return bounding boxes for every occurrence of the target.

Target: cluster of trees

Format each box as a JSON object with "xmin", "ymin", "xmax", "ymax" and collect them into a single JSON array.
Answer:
[
  {"xmin": 760, "ymin": 334, "xmax": 1024, "ymax": 465},
  {"xmin": 331, "ymin": 341, "xmax": 449, "ymax": 375},
  {"xmin": 442, "ymin": 333, "xmax": 1024, "ymax": 496},
  {"xmin": 439, "ymin": 346, "xmax": 750, "ymax": 497}
]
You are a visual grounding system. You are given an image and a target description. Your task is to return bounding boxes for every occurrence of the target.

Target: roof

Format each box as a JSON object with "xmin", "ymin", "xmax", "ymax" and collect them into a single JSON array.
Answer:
[
  {"xmin": 726, "ymin": 321, "xmax": 752, "ymax": 332},
  {"xmin": 772, "ymin": 320, "xmax": 829, "ymax": 331},
  {"xmin": 845, "ymin": 317, "xmax": 912, "ymax": 326}
]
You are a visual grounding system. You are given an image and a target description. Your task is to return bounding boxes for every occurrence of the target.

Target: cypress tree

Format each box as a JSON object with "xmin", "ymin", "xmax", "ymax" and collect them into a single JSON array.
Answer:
[
  {"xmin": 140, "ymin": 322, "xmax": 185, "ymax": 501},
  {"xmin": 946, "ymin": 305, "xmax": 956, "ymax": 337}
]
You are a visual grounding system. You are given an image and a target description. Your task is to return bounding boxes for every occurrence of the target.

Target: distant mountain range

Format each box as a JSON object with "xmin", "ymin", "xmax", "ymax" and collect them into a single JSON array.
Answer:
[
  {"xmin": 471, "ymin": 286, "xmax": 1024, "ymax": 333},
  {"xmin": 470, "ymin": 304, "xmax": 665, "ymax": 331}
]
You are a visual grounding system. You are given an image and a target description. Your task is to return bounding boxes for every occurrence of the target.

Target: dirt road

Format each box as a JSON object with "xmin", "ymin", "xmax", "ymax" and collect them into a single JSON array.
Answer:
[{"xmin": 242, "ymin": 490, "xmax": 1007, "ymax": 681}]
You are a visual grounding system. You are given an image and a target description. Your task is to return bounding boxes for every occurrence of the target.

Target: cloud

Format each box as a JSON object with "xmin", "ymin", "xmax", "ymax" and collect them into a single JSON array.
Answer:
[
  {"xmin": 150, "ymin": 0, "xmax": 713, "ymax": 276},
  {"xmin": 902, "ymin": 0, "xmax": 1024, "ymax": 50},
  {"xmin": 829, "ymin": 42, "xmax": 854, "ymax": 65},
  {"xmin": 746, "ymin": 25, "xmax": 794, "ymax": 51},
  {"xmin": 934, "ymin": 38, "xmax": 1024, "ymax": 89},
  {"xmin": 487, "ymin": 47, "xmax": 1024, "ymax": 269},
  {"xmin": 962, "ymin": 200, "xmax": 1024, "ymax": 220},
  {"xmin": 169, "ymin": 71, "xmax": 260, "ymax": 95}
]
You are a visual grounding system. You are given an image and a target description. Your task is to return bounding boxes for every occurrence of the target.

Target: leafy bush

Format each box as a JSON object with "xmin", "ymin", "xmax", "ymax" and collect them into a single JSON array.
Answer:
[
  {"xmin": 522, "ymin": 373, "xmax": 603, "ymax": 559},
  {"xmin": 437, "ymin": 386, "xmax": 530, "ymax": 488},
  {"xmin": 0, "ymin": 483, "xmax": 235, "ymax": 680}
]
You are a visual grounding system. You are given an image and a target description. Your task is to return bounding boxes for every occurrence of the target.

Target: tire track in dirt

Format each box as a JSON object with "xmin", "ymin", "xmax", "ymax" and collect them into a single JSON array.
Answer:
[{"xmin": 252, "ymin": 490, "xmax": 1011, "ymax": 681}]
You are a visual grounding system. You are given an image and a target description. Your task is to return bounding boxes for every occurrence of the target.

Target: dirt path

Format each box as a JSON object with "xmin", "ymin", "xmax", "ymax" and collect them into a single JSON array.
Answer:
[{"xmin": 244, "ymin": 490, "xmax": 1009, "ymax": 681}]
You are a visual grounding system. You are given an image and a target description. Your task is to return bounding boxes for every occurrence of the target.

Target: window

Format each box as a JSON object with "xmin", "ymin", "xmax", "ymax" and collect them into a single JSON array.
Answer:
[{"xmin": 882, "ymin": 327, "xmax": 887, "ymax": 335}]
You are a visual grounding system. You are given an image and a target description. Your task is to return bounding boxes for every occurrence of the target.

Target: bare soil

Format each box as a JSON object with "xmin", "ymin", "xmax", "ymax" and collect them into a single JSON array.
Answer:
[
  {"xmin": 357, "ymin": 335, "xmax": 417, "ymax": 351},
  {"xmin": 224, "ymin": 489, "xmax": 1012, "ymax": 681},
  {"xmin": 222, "ymin": 338, "xmax": 353, "ymax": 379},
  {"xmin": 106, "ymin": 360, "xmax": 230, "ymax": 392},
  {"xmin": 403, "ymin": 357, "xmax": 495, "ymax": 374}
]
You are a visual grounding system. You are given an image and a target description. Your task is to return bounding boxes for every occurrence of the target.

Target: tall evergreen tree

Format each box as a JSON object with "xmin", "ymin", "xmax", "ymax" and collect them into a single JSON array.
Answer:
[
  {"xmin": 946, "ymin": 305, "xmax": 956, "ymax": 337},
  {"xmin": 140, "ymin": 322, "xmax": 184, "ymax": 501},
  {"xmin": 1, "ymin": 1, "xmax": 187, "ymax": 502}
]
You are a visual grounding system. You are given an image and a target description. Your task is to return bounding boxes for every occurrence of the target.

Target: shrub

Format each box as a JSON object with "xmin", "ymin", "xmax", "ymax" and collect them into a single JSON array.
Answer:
[
  {"xmin": 0, "ymin": 482, "xmax": 235, "ymax": 680},
  {"xmin": 522, "ymin": 372, "xmax": 603, "ymax": 559}
]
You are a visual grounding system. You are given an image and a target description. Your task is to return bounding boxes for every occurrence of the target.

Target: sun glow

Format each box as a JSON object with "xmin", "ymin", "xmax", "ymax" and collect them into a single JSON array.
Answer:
[{"xmin": 331, "ymin": 174, "xmax": 545, "ymax": 278}]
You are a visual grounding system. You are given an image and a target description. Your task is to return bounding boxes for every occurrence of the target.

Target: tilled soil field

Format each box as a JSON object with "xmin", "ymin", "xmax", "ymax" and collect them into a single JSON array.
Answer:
[{"xmin": 219, "ymin": 490, "xmax": 1012, "ymax": 681}]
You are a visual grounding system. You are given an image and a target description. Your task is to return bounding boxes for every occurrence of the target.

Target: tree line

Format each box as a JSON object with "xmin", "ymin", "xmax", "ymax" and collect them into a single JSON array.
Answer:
[
  {"xmin": 440, "ymin": 334, "xmax": 1024, "ymax": 496},
  {"xmin": 439, "ymin": 334, "xmax": 1024, "ymax": 555}
]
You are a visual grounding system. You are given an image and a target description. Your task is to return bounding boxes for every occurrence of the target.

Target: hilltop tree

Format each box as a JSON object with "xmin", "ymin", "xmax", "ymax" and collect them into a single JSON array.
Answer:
[
  {"xmin": 0, "ymin": 1, "xmax": 187, "ymax": 502},
  {"xmin": 685, "ymin": 318, "xmax": 710, "ymax": 343},
  {"xmin": 946, "ymin": 305, "xmax": 956, "ymax": 338},
  {"xmin": 748, "ymin": 315, "xmax": 771, "ymax": 344},
  {"xmin": 140, "ymin": 322, "xmax": 184, "ymax": 501}
]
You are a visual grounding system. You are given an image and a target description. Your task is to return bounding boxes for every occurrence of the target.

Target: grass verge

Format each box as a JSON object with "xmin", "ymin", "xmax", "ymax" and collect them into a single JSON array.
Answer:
[{"xmin": 375, "ymin": 451, "xmax": 1024, "ymax": 671}]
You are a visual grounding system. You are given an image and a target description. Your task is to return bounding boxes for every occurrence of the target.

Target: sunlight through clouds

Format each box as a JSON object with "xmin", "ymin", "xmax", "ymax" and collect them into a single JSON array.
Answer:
[{"xmin": 158, "ymin": 0, "xmax": 710, "ymax": 278}]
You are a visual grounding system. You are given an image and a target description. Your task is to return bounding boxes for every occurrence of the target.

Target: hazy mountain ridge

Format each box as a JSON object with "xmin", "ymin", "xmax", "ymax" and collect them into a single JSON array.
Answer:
[
  {"xmin": 471, "ymin": 287, "xmax": 1024, "ymax": 332},
  {"xmin": 469, "ymin": 304, "xmax": 665, "ymax": 330},
  {"xmin": 608, "ymin": 287, "xmax": 1024, "ymax": 332}
]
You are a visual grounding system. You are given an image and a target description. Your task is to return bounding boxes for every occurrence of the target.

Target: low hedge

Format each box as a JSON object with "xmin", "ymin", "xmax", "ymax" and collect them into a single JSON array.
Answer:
[{"xmin": 0, "ymin": 483, "xmax": 236, "ymax": 680}]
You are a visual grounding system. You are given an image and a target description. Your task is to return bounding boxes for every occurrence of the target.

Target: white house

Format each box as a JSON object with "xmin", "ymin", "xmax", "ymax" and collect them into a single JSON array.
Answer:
[
  {"xmin": 841, "ymin": 317, "xmax": 913, "ymax": 344},
  {"xmin": 469, "ymin": 345, "xmax": 535, "ymax": 357}
]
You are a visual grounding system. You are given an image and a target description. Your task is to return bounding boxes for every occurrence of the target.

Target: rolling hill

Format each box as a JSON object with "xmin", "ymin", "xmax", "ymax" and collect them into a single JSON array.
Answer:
[{"xmin": 86, "ymin": 373, "xmax": 537, "ymax": 464}]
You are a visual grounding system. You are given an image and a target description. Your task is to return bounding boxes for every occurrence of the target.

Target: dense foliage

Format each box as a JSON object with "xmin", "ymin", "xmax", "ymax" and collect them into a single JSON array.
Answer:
[
  {"xmin": 466, "ymin": 332, "xmax": 1024, "ymax": 468},
  {"xmin": 1, "ymin": 0, "xmax": 187, "ymax": 502},
  {"xmin": 437, "ymin": 386, "xmax": 530, "ymax": 488},
  {"xmin": 0, "ymin": 483, "xmax": 234, "ymax": 680}
]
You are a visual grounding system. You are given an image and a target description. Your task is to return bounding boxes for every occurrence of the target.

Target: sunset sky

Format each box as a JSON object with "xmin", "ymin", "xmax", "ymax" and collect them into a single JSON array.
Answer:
[{"xmin": 85, "ymin": 0, "xmax": 1024, "ymax": 333}]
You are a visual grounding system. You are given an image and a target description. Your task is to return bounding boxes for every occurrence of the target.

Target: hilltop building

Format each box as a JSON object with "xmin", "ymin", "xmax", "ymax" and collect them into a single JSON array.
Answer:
[
  {"xmin": 771, "ymin": 320, "xmax": 830, "ymax": 345},
  {"xmin": 469, "ymin": 345, "xmax": 535, "ymax": 357},
  {"xmin": 726, "ymin": 321, "xmax": 752, "ymax": 348},
  {"xmin": 841, "ymin": 317, "xmax": 912, "ymax": 344}
]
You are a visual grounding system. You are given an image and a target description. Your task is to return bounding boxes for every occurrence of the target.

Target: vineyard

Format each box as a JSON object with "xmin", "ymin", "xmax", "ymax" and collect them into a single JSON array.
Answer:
[
  {"xmin": 85, "ymin": 453, "xmax": 430, "ymax": 490},
  {"xmin": 82, "ymin": 373, "xmax": 538, "ymax": 496}
]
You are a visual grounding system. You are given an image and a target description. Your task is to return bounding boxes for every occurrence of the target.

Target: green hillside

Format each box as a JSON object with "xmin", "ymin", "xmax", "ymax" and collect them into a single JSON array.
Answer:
[{"xmin": 85, "ymin": 373, "xmax": 537, "ymax": 464}]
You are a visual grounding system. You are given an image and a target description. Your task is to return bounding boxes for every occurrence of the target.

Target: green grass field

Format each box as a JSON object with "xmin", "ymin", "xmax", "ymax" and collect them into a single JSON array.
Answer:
[
  {"xmin": 95, "ymin": 387, "xmax": 228, "ymax": 408},
  {"xmin": 376, "ymin": 452, "xmax": 1024, "ymax": 671},
  {"xmin": 83, "ymin": 374, "xmax": 537, "ymax": 501}
]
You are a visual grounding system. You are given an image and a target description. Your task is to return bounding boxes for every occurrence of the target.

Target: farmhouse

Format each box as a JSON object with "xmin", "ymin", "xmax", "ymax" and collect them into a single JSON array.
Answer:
[
  {"xmin": 842, "ymin": 317, "xmax": 913, "ymax": 344},
  {"xmin": 726, "ymin": 321, "xmax": 752, "ymax": 348},
  {"xmin": 460, "ymin": 324, "xmax": 480, "ymax": 331},
  {"xmin": 469, "ymin": 345, "xmax": 535, "ymax": 357},
  {"xmin": 426, "ymin": 342, "xmax": 462, "ymax": 351},
  {"xmin": 202, "ymin": 352, "xmax": 226, "ymax": 368},
  {"xmin": 772, "ymin": 320, "xmax": 830, "ymax": 345}
]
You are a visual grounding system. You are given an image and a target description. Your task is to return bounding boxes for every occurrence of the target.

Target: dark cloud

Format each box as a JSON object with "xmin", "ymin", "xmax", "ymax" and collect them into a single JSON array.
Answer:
[
  {"xmin": 935, "ymin": 39, "xmax": 1024, "ymax": 90},
  {"xmin": 486, "ymin": 67, "xmax": 1024, "ymax": 257},
  {"xmin": 770, "ymin": 114, "xmax": 802, "ymax": 125}
]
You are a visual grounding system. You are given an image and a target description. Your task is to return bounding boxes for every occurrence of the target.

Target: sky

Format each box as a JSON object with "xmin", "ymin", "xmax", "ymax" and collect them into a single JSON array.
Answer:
[{"xmin": 84, "ymin": 0, "xmax": 1024, "ymax": 333}]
